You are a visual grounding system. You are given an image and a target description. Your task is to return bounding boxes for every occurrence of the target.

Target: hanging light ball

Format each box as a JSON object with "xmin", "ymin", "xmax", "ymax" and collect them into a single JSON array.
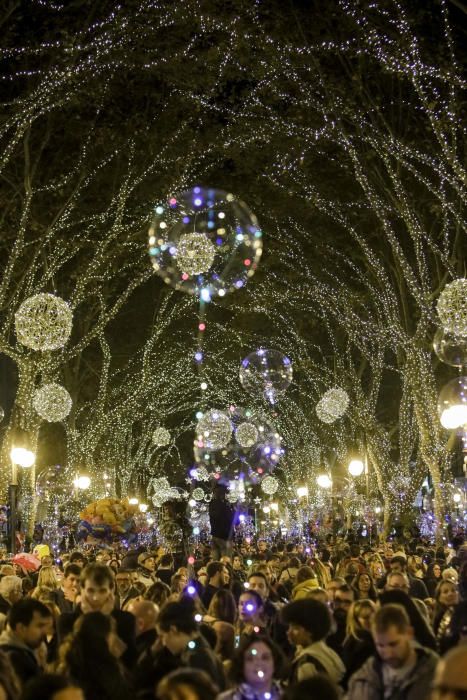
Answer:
[
  {"xmin": 438, "ymin": 376, "xmax": 467, "ymax": 430},
  {"xmin": 149, "ymin": 187, "xmax": 262, "ymax": 298},
  {"xmin": 152, "ymin": 427, "xmax": 171, "ymax": 446},
  {"xmin": 235, "ymin": 422, "xmax": 259, "ymax": 448},
  {"xmin": 196, "ymin": 409, "xmax": 232, "ymax": 450},
  {"xmin": 175, "ymin": 232, "xmax": 216, "ymax": 276},
  {"xmin": 239, "ymin": 349, "xmax": 293, "ymax": 404},
  {"xmin": 433, "ymin": 327, "xmax": 467, "ymax": 368},
  {"xmin": 227, "ymin": 491, "xmax": 239, "ymax": 503},
  {"xmin": 437, "ymin": 279, "xmax": 467, "ymax": 337},
  {"xmin": 261, "ymin": 475, "xmax": 279, "ymax": 495},
  {"xmin": 0, "ymin": 406, "xmax": 4, "ymax": 422},
  {"xmin": 192, "ymin": 487, "xmax": 205, "ymax": 501},
  {"xmin": 316, "ymin": 387, "xmax": 349, "ymax": 424},
  {"xmin": 316, "ymin": 473, "xmax": 332, "ymax": 489},
  {"xmin": 190, "ymin": 466, "xmax": 210, "ymax": 482},
  {"xmin": 33, "ymin": 383, "xmax": 72, "ymax": 422},
  {"xmin": 15, "ymin": 293, "xmax": 73, "ymax": 351}
]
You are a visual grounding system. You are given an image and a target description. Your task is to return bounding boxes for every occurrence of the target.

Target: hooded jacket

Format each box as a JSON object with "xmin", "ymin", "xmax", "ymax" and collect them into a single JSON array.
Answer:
[
  {"xmin": 291, "ymin": 578, "xmax": 319, "ymax": 600},
  {"xmin": 346, "ymin": 644, "xmax": 438, "ymax": 700}
]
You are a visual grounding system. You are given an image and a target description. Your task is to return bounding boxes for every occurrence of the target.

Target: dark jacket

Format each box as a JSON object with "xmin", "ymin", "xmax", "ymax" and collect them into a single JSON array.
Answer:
[
  {"xmin": 58, "ymin": 606, "xmax": 137, "ymax": 668},
  {"xmin": 342, "ymin": 631, "xmax": 375, "ymax": 688},
  {"xmin": 51, "ymin": 588, "xmax": 74, "ymax": 614},
  {"xmin": 347, "ymin": 644, "xmax": 438, "ymax": 700},
  {"xmin": 0, "ymin": 629, "xmax": 41, "ymax": 685},
  {"xmin": 209, "ymin": 498, "xmax": 235, "ymax": 540}
]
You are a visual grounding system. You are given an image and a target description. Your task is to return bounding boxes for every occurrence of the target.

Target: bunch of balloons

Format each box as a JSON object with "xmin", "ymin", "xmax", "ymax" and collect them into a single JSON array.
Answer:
[{"xmin": 78, "ymin": 498, "xmax": 139, "ymax": 541}]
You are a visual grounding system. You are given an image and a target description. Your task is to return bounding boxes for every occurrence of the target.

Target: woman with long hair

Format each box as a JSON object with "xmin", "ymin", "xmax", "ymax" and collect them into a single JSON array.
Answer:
[
  {"xmin": 424, "ymin": 561, "xmax": 444, "ymax": 597},
  {"xmin": 37, "ymin": 568, "xmax": 60, "ymax": 591},
  {"xmin": 219, "ymin": 634, "xmax": 285, "ymax": 700},
  {"xmin": 352, "ymin": 572, "xmax": 378, "ymax": 601},
  {"xmin": 342, "ymin": 599, "xmax": 376, "ymax": 687},
  {"xmin": 56, "ymin": 611, "xmax": 129, "ymax": 700},
  {"xmin": 432, "ymin": 579, "xmax": 459, "ymax": 650},
  {"xmin": 204, "ymin": 589, "xmax": 237, "ymax": 625}
]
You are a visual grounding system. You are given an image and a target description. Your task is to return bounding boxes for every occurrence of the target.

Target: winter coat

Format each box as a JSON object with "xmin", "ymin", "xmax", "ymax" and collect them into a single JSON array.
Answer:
[
  {"xmin": 290, "ymin": 640, "xmax": 345, "ymax": 685},
  {"xmin": 291, "ymin": 578, "xmax": 319, "ymax": 600},
  {"xmin": 346, "ymin": 644, "xmax": 438, "ymax": 700},
  {"xmin": 0, "ymin": 628, "xmax": 40, "ymax": 684}
]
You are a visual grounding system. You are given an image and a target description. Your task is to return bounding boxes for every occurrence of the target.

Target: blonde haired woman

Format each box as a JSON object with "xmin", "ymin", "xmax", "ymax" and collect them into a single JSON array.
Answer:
[
  {"xmin": 342, "ymin": 599, "xmax": 376, "ymax": 688},
  {"xmin": 37, "ymin": 566, "xmax": 60, "ymax": 590}
]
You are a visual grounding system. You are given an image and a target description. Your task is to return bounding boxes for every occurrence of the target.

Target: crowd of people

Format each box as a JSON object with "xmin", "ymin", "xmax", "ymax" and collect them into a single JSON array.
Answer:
[{"xmin": 0, "ymin": 530, "xmax": 466, "ymax": 700}]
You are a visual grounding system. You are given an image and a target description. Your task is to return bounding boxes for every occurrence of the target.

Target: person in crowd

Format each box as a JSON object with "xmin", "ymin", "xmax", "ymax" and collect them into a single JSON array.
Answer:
[
  {"xmin": 37, "ymin": 568, "xmax": 59, "ymax": 591},
  {"xmin": 208, "ymin": 484, "xmax": 235, "ymax": 560},
  {"xmin": 68, "ymin": 554, "xmax": 86, "ymax": 570},
  {"xmin": 30, "ymin": 587, "xmax": 61, "ymax": 664},
  {"xmin": 204, "ymin": 589, "xmax": 236, "ymax": 625},
  {"xmin": 281, "ymin": 598, "xmax": 345, "ymax": 684},
  {"xmin": 144, "ymin": 581, "xmax": 171, "ymax": 608},
  {"xmin": 379, "ymin": 589, "xmax": 437, "ymax": 651},
  {"xmin": 326, "ymin": 583, "xmax": 355, "ymax": 657},
  {"xmin": 137, "ymin": 554, "xmax": 156, "ymax": 587},
  {"xmin": 236, "ymin": 590, "xmax": 267, "ymax": 639},
  {"xmin": 0, "ymin": 648, "xmax": 21, "ymax": 700},
  {"xmin": 169, "ymin": 573, "xmax": 189, "ymax": 599},
  {"xmin": 388, "ymin": 556, "xmax": 429, "ymax": 599},
  {"xmin": 155, "ymin": 555, "xmax": 174, "ymax": 586},
  {"xmin": 52, "ymin": 565, "xmax": 80, "ymax": 614},
  {"xmin": 346, "ymin": 603, "xmax": 438, "ymax": 700},
  {"xmin": 212, "ymin": 621, "xmax": 235, "ymax": 665},
  {"xmin": 232, "ymin": 555, "xmax": 247, "ymax": 586},
  {"xmin": 342, "ymin": 599, "xmax": 376, "ymax": 687},
  {"xmin": 0, "ymin": 577, "xmax": 23, "ymax": 616},
  {"xmin": 218, "ymin": 634, "xmax": 285, "ymax": 700},
  {"xmin": 432, "ymin": 579, "xmax": 459, "ymax": 649},
  {"xmin": 438, "ymin": 600, "xmax": 467, "ymax": 652},
  {"xmin": 55, "ymin": 611, "xmax": 129, "ymax": 700},
  {"xmin": 352, "ymin": 571, "xmax": 378, "ymax": 601},
  {"xmin": 0, "ymin": 598, "xmax": 52, "ymax": 686},
  {"xmin": 126, "ymin": 600, "xmax": 159, "ymax": 659},
  {"xmin": 201, "ymin": 562, "xmax": 229, "ymax": 609},
  {"xmin": 21, "ymin": 673, "xmax": 84, "ymax": 700},
  {"xmin": 324, "ymin": 577, "xmax": 346, "ymax": 603},
  {"xmin": 291, "ymin": 566, "xmax": 319, "ymax": 600},
  {"xmin": 114, "ymin": 569, "xmax": 140, "ymax": 610},
  {"xmin": 283, "ymin": 674, "xmax": 340, "ymax": 700},
  {"xmin": 431, "ymin": 643, "xmax": 467, "ymax": 700},
  {"xmin": 58, "ymin": 563, "xmax": 136, "ymax": 669},
  {"xmin": 425, "ymin": 561, "xmax": 444, "ymax": 598},
  {"xmin": 135, "ymin": 598, "xmax": 225, "ymax": 698},
  {"xmin": 157, "ymin": 668, "xmax": 219, "ymax": 700}
]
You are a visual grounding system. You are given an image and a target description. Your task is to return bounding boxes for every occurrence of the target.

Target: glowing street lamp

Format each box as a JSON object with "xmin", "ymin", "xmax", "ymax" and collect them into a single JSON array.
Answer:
[
  {"xmin": 297, "ymin": 486, "xmax": 309, "ymax": 498},
  {"xmin": 9, "ymin": 447, "xmax": 36, "ymax": 555},
  {"xmin": 129, "ymin": 497, "xmax": 139, "ymax": 505},
  {"xmin": 348, "ymin": 459, "xmax": 364, "ymax": 477},
  {"xmin": 317, "ymin": 474, "xmax": 332, "ymax": 489},
  {"xmin": 73, "ymin": 475, "xmax": 91, "ymax": 490}
]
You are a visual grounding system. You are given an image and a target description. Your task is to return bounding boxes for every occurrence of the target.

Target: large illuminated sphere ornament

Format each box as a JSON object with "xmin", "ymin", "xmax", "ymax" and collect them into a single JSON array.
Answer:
[
  {"xmin": 33, "ymin": 383, "xmax": 72, "ymax": 422},
  {"xmin": 192, "ymin": 487, "xmax": 205, "ymax": 501},
  {"xmin": 316, "ymin": 387, "xmax": 349, "ymax": 424},
  {"xmin": 15, "ymin": 293, "xmax": 72, "ymax": 351},
  {"xmin": 148, "ymin": 187, "xmax": 262, "ymax": 298},
  {"xmin": 240, "ymin": 349, "xmax": 292, "ymax": 404},
  {"xmin": 261, "ymin": 475, "xmax": 279, "ymax": 495},
  {"xmin": 152, "ymin": 427, "xmax": 171, "ymax": 447},
  {"xmin": 194, "ymin": 406, "xmax": 283, "ymax": 481},
  {"xmin": 236, "ymin": 422, "xmax": 259, "ymax": 448},
  {"xmin": 196, "ymin": 410, "xmax": 232, "ymax": 451},
  {"xmin": 35, "ymin": 464, "xmax": 68, "ymax": 499},
  {"xmin": 433, "ymin": 327, "xmax": 467, "ymax": 368},
  {"xmin": 438, "ymin": 376, "xmax": 467, "ymax": 430},
  {"xmin": 437, "ymin": 279, "xmax": 467, "ymax": 337}
]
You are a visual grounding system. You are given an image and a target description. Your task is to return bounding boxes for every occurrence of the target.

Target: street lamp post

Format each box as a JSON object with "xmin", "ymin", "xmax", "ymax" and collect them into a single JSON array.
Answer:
[{"xmin": 9, "ymin": 447, "xmax": 35, "ymax": 555}]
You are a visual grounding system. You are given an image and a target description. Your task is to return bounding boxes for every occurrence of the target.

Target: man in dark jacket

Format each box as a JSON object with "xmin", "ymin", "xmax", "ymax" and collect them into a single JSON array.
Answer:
[
  {"xmin": 0, "ymin": 598, "xmax": 52, "ymax": 686},
  {"xmin": 347, "ymin": 604, "xmax": 437, "ymax": 700},
  {"xmin": 208, "ymin": 483, "xmax": 235, "ymax": 560},
  {"xmin": 58, "ymin": 563, "xmax": 137, "ymax": 669}
]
